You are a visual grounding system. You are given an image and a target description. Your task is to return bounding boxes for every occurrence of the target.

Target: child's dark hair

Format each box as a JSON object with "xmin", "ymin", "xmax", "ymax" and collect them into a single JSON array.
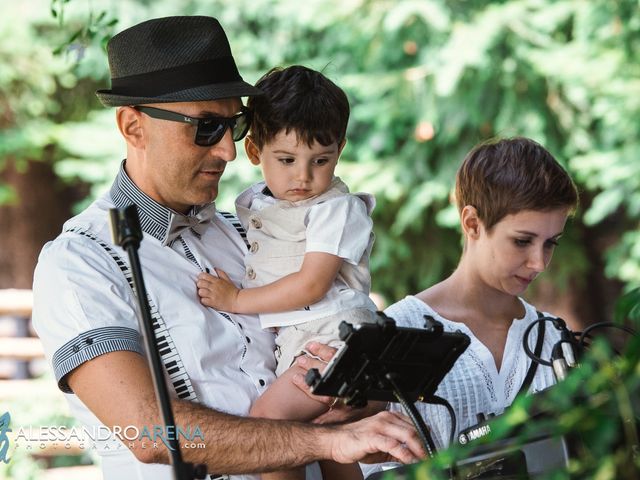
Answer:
[
  {"xmin": 247, "ymin": 65, "xmax": 350, "ymax": 149},
  {"xmin": 455, "ymin": 137, "xmax": 579, "ymax": 231}
]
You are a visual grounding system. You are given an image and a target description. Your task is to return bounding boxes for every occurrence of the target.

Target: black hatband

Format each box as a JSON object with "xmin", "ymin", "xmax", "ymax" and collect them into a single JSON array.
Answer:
[{"xmin": 110, "ymin": 57, "xmax": 241, "ymax": 97}]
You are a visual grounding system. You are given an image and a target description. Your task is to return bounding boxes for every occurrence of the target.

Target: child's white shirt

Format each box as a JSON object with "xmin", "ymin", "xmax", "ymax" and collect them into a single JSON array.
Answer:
[{"xmin": 235, "ymin": 177, "xmax": 377, "ymax": 328}]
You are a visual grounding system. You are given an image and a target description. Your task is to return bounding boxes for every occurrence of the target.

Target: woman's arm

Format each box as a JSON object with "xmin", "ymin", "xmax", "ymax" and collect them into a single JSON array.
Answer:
[{"xmin": 197, "ymin": 251, "xmax": 343, "ymax": 313}]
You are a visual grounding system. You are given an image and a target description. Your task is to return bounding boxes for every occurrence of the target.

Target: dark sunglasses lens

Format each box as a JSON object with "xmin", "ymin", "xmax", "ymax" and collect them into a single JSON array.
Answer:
[
  {"xmin": 195, "ymin": 122, "xmax": 226, "ymax": 146},
  {"xmin": 232, "ymin": 113, "xmax": 250, "ymax": 141}
]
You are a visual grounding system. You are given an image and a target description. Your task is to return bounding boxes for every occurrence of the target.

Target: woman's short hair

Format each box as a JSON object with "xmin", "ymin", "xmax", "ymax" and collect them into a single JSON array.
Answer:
[{"xmin": 454, "ymin": 137, "xmax": 579, "ymax": 231}]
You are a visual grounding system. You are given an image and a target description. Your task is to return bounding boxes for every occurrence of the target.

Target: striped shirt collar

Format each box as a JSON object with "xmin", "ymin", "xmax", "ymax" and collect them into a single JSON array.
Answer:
[{"xmin": 109, "ymin": 160, "xmax": 216, "ymax": 245}]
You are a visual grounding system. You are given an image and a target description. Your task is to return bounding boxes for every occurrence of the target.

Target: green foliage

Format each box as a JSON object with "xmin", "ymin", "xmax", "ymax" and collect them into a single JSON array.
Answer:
[
  {"xmin": 201, "ymin": 0, "xmax": 640, "ymax": 296},
  {"xmin": 50, "ymin": 1, "xmax": 119, "ymax": 56},
  {"xmin": 7, "ymin": 0, "xmax": 639, "ymax": 300},
  {"xmin": 615, "ymin": 288, "xmax": 640, "ymax": 325},
  {"xmin": 0, "ymin": 0, "xmax": 114, "ymax": 207}
]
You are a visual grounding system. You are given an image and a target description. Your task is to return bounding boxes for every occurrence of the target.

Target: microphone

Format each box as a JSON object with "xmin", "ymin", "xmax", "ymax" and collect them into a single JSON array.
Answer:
[
  {"xmin": 109, "ymin": 205, "xmax": 143, "ymax": 249},
  {"xmin": 551, "ymin": 342, "xmax": 569, "ymax": 381},
  {"xmin": 551, "ymin": 330, "xmax": 578, "ymax": 381}
]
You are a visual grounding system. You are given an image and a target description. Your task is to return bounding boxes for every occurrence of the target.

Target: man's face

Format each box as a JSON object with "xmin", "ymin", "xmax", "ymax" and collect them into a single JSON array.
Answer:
[{"xmin": 132, "ymin": 98, "xmax": 243, "ymax": 213}]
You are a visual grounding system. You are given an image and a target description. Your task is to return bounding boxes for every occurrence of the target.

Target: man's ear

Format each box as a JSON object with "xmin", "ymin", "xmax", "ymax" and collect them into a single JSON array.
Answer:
[
  {"xmin": 116, "ymin": 107, "xmax": 145, "ymax": 149},
  {"xmin": 460, "ymin": 205, "xmax": 482, "ymax": 239},
  {"xmin": 244, "ymin": 136, "xmax": 261, "ymax": 165}
]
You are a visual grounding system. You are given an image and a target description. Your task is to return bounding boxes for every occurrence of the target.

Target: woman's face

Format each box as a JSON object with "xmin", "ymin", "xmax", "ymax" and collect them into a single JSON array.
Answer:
[{"xmin": 470, "ymin": 208, "xmax": 570, "ymax": 296}]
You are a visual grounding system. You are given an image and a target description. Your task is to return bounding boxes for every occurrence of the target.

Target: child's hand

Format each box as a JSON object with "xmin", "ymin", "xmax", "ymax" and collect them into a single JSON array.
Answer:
[{"xmin": 197, "ymin": 268, "xmax": 240, "ymax": 312}]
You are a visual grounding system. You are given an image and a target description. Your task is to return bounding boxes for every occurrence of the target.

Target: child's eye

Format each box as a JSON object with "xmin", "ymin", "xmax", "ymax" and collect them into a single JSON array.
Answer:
[
  {"xmin": 278, "ymin": 157, "xmax": 295, "ymax": 165},
  {"xmin": 314, "ymin": 157, "xmax": 329, "ymax": 165}
]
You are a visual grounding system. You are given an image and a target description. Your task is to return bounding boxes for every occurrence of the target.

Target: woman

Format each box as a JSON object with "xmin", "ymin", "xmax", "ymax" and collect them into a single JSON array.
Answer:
[{"xmin": 383, "ymin": 137, "xmax": 579, "ymax": 453}]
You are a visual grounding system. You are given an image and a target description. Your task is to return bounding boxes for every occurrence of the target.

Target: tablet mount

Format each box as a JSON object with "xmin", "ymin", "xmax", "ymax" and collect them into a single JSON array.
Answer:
[{"xmin": 305, "ymin": 312, "xmax": 471, "ymax": 458}]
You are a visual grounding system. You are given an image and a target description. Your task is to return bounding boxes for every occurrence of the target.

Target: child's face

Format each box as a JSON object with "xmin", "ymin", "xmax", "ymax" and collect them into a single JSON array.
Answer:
[
  {"xmin": 246, "ymin": 130, "xmax": 343, "ymax": 202},
  {"xmin": 470, "ymin": 208, "xmax": 569, "ymax": 296}
]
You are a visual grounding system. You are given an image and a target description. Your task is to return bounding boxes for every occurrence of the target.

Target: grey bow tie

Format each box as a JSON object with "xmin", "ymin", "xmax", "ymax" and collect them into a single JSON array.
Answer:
[{"xmin": 164, "ymin": 202, "xmax": 217, "ymax": 246}]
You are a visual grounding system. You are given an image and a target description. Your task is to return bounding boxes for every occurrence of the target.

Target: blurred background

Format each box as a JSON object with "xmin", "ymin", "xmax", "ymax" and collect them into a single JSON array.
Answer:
[{"xmin": 1, "ymin": 0, "xmax": 638, "ymax": 478}]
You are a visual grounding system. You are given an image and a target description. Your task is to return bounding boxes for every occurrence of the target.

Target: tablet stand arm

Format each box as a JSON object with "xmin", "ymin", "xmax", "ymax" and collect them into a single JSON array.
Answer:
[{"xmin": 385, "ymin": 372, "xmax": 437, "ymax": 457}]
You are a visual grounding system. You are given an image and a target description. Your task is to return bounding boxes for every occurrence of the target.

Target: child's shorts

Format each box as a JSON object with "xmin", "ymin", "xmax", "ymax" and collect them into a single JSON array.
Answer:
[{"xmin": 274, "ymin": 308, "xmax": 376, "ymax": 377}]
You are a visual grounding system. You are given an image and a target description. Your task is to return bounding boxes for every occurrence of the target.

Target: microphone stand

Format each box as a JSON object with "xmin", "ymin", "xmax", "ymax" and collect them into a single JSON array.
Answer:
[{"xmin": 109, "ymin": 205, "xmax": 207, "ymax": 480}]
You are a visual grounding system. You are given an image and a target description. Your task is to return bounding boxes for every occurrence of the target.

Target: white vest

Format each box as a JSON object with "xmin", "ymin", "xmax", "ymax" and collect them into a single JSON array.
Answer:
[{"xmin": 235, "ymin": 178, "xmax": 376, "ymax": 328}]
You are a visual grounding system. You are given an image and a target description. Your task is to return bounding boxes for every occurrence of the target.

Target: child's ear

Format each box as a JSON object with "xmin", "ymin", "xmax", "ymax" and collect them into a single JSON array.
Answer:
[
  {"xmin": 460, "ymin": 205, "xmax": 481, "ymax": 239},
  {"xmin": 337, "ymin": 139, "xmax": 347, "ymax": 157},
  {"xmin": 244, "ymin": 136, "xmax": 261, "ymax": 165}
]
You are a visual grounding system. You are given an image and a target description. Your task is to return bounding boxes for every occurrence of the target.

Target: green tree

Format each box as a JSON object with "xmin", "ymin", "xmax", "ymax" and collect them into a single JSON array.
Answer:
[
  {"xmin": 5, "ymin": 1, "xmax": 639, "ymax": 325},
  {"xmin": 0, "ymin": 0, "xmax": 117, "ymax": 288}
]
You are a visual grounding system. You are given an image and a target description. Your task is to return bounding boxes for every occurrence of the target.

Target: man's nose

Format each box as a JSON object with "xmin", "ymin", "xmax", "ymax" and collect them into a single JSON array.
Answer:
[{"xmin": 210, "ymin": 129, "xmax": 237, "ymax": 162}]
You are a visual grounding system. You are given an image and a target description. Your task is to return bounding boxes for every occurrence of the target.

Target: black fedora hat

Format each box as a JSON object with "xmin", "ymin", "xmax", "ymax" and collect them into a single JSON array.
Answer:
[{"xmin": 96, "ymin": 16, "xmax": 262, "ymax": 107}]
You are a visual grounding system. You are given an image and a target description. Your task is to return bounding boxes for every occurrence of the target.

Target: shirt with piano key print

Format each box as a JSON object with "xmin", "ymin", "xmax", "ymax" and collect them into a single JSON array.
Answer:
[{"xmin": 32, "ymin": 161, "xmax": 278, "ymax": 480}]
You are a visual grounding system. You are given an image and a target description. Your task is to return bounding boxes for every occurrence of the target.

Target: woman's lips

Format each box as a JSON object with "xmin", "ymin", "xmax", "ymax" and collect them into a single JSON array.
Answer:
[{"xmin": 515, "ymin": 275, "xmax": 534, "ymax": 286}]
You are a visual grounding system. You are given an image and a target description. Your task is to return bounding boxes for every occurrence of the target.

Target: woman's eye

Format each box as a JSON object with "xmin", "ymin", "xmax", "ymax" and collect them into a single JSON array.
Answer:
[
  {"xmin": 514, "ymin": 238, "xmax": 531, "ymax": 247},
  {"xmin": 545, "ymin": 239, "xmax": 560, "ymax": 249}
]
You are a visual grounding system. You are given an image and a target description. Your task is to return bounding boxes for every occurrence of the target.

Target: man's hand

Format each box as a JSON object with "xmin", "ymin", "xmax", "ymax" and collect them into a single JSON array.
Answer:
[
  {"xmin": 327, "ymin": 411, "xmax": 426, "ymax": 465},
  {"xmin": 292, "ymin": 342, "xmax": 388, "ymax": 424},
  {"xmin": 197, "ymin": 269, "xmax": 240, "ymax": 312}
]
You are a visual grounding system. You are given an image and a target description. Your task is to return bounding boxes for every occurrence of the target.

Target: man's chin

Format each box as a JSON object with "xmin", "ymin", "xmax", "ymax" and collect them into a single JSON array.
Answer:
[{"xmin": 192, "ymin": 189, "xmax": 218, "ymax": 206}]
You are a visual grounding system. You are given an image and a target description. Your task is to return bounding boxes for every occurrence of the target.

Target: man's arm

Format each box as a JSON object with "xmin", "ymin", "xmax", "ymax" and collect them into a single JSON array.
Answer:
[
  {"xmin": 197, "ymin": 251, "xmax": 342, "ymax": 314},
  {"xmin": 68, "ymin": 350, "xmax": 424, "ymax": 473}
]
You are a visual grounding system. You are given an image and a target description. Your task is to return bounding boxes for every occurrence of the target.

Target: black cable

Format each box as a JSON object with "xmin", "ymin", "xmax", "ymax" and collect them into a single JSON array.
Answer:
[
  {"xmin": 385, "ymin": 372, "xmax": 437, "ymax": 458},
  {"xmin": 426, "ymin": 395, "xmax": 457, "ymax": 447},
  {"xmin": 522, "ymin": 317, "xmax": 563, "ymax": 367},
  {"xmin": 524, "ymin": 317, "xmax": 636, "ymax": 378},
  {"xmin": 425, "ymin": 395, "xmax": 458, "ymax": 480},
  {"xmin": 578, "ymin": 322, "xmax": 637, "ymax": 346}
]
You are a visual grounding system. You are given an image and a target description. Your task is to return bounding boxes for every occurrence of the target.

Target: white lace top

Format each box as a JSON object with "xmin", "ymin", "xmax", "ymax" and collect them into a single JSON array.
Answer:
[
  {"xmin": 388, "ymin": 296, "xmax": 560, "ymax": 448},
  {"xmin": 361, "ymin": 295, "xmax": 561, "ymax": 478}
]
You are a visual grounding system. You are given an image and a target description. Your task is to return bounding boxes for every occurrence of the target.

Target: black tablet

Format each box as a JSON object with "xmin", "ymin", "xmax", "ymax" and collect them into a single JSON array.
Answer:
[{"xmin": 305, "ymin": 312, "xmax": 470, "ymax": 406}]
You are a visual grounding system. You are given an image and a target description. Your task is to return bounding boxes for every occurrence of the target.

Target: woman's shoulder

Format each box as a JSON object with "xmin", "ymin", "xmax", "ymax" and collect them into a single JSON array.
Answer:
[{"xmin": 384, "ymin": 296, "xmax": 441, "ymax": 328}]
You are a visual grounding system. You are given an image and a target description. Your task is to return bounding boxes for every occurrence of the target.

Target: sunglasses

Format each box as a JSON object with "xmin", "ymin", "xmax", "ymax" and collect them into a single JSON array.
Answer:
[{"xmin": 134, "ymin": 106, "xmax": 251, "ymax": 147}]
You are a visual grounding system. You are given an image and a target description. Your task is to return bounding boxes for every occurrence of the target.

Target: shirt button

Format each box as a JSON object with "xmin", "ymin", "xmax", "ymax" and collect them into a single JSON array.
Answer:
[
  {"xmin": 85, "ymin": 338, "xmax": 93, "ymax": 345},
  {"xmin": 246, "ymin": 266, "xmax": 256, "ymax": 280},
  {"xmin": 72, "ymin": 345, "xmax": 80, "ymax": 353},
  {"xmin": 259, "ymin": 379, "xmax": 265, "ymax": 386},
  {"xmin": 249, "ymin": 241, "xmax": 259, "ymax": 253},
  {"xmin": 249, "ymin": 216, "xmax": 262, "ymax": 229}
]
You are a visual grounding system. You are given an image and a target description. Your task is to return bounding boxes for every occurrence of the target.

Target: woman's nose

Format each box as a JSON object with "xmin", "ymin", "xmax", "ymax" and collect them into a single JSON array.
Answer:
[{"xmin": 527, "ymin": 247, "xmax": 547, "ymax": 273}]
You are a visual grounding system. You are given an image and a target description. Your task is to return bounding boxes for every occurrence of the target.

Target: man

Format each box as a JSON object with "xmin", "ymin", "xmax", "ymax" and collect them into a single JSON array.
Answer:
[{"xmin": 32, "ymin": 15, "xmax": 423, "ymax": 480}]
